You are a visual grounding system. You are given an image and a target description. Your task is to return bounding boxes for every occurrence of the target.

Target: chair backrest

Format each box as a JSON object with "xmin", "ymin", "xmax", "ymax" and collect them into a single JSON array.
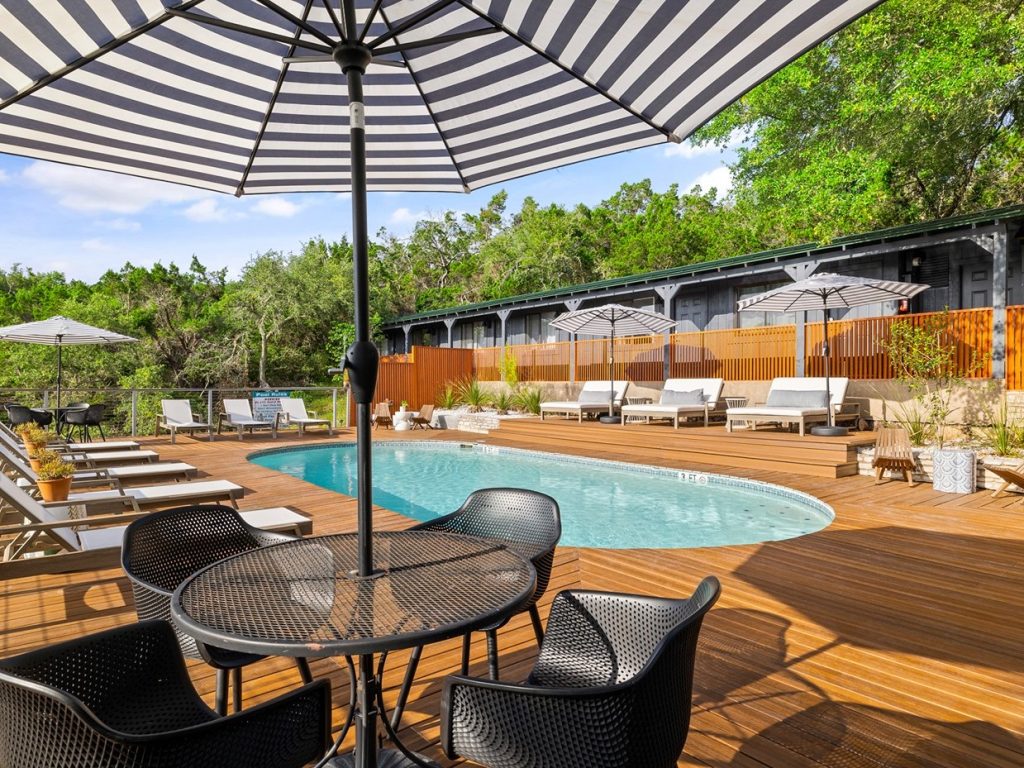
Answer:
[
  {"xmin": 84, "ymin": 404, "xmax": 105, "ymax": 425},
  {"xmin": 417, "ymin": 404, "xmax": 434, "ymax": 421},
  {"xmin": 768, "ymin": 377, "xmax": 849, "ymax": 412},
  {"xmin": 121, "ymin": 504, "xmax": 296, "ymax": 658},
  {"xmin": 662, "ymin": 378, "xmax": 725, "ymax": 406},
  {"xmin": 0, "ymin": 440, "xmax": 35, "ymax": 480},
  {"xmin": 63, "ymin": 406, "xmax": 89, "ymax": 426},
  {"xmin": 282, "ymin": 397, "xmax": 309, "ymax": 420},
  {"xmin": 529, "ymin": 577, "xmax": 720, "ymax": 765},
  {"xmin": 374, "ymin": 402, "xmax": 392, "ymax": 419},
  {"xmin": 875, "ymin": 426, "xmax": 912, "ymax": 459},
  {"xmin": 222, "ymin": 398, "xmax": 254, "ymax": 419},
  {"xmin": 4, "ymin": 404, "xmax": 33, "ymax": 427},
  {"xmin": 161, "ymin": 399, "xmax": 195, "ymax": 425},
  {"xmin": 414, "ymin": 488, "xmax": 562, "ymax": 608},
  {"xmin": 579, "ymin": 379, "xmax": 629, "ymax": 405},
  {"xmin": 0, "ymin": 472, "xmax": 80, "ymax": 552}
]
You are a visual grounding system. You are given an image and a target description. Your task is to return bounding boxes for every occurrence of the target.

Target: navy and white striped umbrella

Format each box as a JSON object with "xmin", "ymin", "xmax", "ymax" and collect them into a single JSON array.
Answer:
[
  {"xmin": 550, "ymin": 304, "xmax": 677, "ymax": 337},
  {"xmin": 736, "ymin": 273, "xmax": 928, "ymax": 313},
  {"xmin": 0, "ymin": 1, "xmax": 883, "ymax": 195}
]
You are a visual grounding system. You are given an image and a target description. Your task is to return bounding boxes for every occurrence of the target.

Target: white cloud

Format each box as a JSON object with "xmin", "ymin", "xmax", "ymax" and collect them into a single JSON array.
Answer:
[
  {"xmin": 664, "ymin": 129, "xmax": 745, "ymax": 159},
  {"xmin": 0, "ymin": 169, "xmax": 8, "ymax": 184},
  {"xmin": 388, "ymin": 207, "xmax": 426, "ymax": 227},
  {"xmin": 101, "ymin": 217, "xmax": 141, "ymax": 232},
  {"xmin": 685, "ymin": 166, "xmax": 733, "ymax": 198},
  {"xmin": 183, "ymin": 198, "xmax": 229, "ymax": 222},
  {"xmin": 22, "ymin": 161, "xmax": 209, "ymax": 214},
  {"xmin": 252, "ymin": 197, "xmax": 302, "ymax": 218},
  {"xmin": 81, "ymin": 238, "xmax": 112, "ymax": 252}
]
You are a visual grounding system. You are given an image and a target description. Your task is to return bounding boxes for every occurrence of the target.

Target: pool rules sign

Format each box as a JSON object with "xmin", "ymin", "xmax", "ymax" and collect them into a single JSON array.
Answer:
[{"xmin": 253, "ymin": 390, "xmax": 290, "ymax": 421}]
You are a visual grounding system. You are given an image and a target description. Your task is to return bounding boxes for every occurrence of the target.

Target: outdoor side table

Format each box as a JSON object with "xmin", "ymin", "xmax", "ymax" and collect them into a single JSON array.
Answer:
[
  {"xmin": 724, "ymin": 396, "xmax": 749, "ymax": 428},
  {"xmin": 172, "ymin": 530, "xmax": 536, "ymax": 768}
]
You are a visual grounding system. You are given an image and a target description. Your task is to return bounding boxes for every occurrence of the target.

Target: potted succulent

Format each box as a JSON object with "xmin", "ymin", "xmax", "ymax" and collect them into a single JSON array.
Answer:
[
  {"xmin": 34, "ymin": 449, "xmax": 76, "ymax": 502},
  {"xmin": 399, "ymin": 400, "xmax": 408, "ymax": 413},
  {"xmin": 20, "ymin": 425, "xmax": 50, "ymax": 472}
]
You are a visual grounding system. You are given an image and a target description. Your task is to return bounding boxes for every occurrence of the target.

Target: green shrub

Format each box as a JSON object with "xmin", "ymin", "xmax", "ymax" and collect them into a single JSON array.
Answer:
[
  {"xmin": 491, "ymin": 388, "xmax": 514, "ymax": 414},
  {"xmin": 438, "ymin": 383, "xmax": 459, "ymax": 409},
  {"xmin": 513, "ymin": 387, "xmax": 542, "ymax": 415},
  {"xmin": 457, "ymin": 378, "xmax": 487, "ymax": 413}
]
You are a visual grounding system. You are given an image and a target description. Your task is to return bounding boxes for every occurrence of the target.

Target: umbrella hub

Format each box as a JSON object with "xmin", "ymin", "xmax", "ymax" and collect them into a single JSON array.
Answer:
[{"xmin": 333, "ymin": 42, "xmax": 373, "ymax": 74}]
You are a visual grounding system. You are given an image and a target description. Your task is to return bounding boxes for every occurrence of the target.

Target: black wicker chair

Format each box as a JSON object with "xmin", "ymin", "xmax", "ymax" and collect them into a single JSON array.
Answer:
[
  {"xmin": 5, "ymin": 403, "xmax": 51, "ymax": 428},
  {"xmin": 0, "ymin": 620, "xmax": 330, "ymax": 768},
  {"xmin": 391, "ymin": 488, "xmax": 561, "ymax": 728},
  {"xmin": 60, "ymin": 403, "xmax": 89, "ymax": 440},
  {"xmin": 121, "ymin": 504, "xmax": 313, "ymax": 715},
  {"xmin": 440, "ymin": 577, "xmax": 721, "ymax": 768},
  {"xmin": 80, "ymin": 402, "xmax": 107, "ymax": 441}
]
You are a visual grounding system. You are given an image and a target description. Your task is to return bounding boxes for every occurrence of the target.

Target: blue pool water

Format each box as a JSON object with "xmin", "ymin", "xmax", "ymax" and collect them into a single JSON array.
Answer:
[{"xmin": 250, "ymin": 442, "xmax": 833, "ymax": 549}]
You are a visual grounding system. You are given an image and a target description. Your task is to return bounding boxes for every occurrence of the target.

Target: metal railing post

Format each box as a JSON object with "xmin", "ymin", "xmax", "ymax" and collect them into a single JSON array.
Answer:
[
  {"xmin": 130, "ymin": 389, "xmax": 138, "ymax": 436},
  {"xmin": 207, "ymin": 389, "xmax": 215, "ymax": 424},
  {"xmin": 332, "ymin": 387, "xmax": 338, "ymax": 429}
]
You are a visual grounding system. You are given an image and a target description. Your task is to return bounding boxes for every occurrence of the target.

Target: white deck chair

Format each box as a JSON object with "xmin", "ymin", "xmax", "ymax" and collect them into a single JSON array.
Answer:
[
  {"xmin": 0, "ymin": 429, "xmax": 158, "ymax": 466},
  {"xmin": 0, "ymin": 473, "xmax": 310, "ymax": 574},
  {"xmin": 0, "ymin": 421, "xmax": 141, "ymax": 452},
  {"xmin": 275, "ymin": 397, "xmax": 333, "ymax": 435},
  {"xmin": 157, "ymin": 399, "xmax": 213, "ymax": 443},
  {"xmin": 726, "ymin": 377, "xmax": 855, "ymax": 436},
  {"xmin": 620, "ymin": 378, "xmax": 725, "ymax": 428},
  {"xmin": 218, "ymin": 399, "xmax": 277, "ymax": 440},
  {"xmin": 540, "ymin": 380, "xmax": 629, "ymax": 423}
]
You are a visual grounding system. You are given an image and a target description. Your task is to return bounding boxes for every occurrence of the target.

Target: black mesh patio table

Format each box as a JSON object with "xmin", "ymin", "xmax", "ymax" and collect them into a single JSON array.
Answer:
[{"xmin": 171, "ymin": 530, "xmax": 536, "ymax": 767}]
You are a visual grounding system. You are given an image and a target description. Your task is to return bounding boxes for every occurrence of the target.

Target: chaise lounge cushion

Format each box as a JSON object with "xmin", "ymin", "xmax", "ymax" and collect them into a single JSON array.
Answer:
[
  {"xmin": 660, "ymin": 389, "xmax": 704, "ymax": 406},
  {"xmin": 766, "ymin": 389, "xmax": 829, "ymax": 408},
  {"xmin": 578, "ymin": 389, "xmax": 614, "ymax": 404}
]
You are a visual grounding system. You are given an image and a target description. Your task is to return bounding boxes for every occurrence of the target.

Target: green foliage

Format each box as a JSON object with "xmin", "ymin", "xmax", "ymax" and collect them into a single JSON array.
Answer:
[
  {"xmin": 498, "ymin": 351, "xmax": 518, "ymax": 389},
  {"xmin": 513, "ymin": 387, "xmax": 542, "ymax": 415},
  {"xmin": 986, "ymin": 397, "xmax": 1022, "ymax": 456},
  {"xmin": 437, "ymin": 383, "xmax": 459, "ymax": 410},
  {"xmin": 490, "ymin": 388, "xmax": 514, "ymax": 414},
  {"xmin": 35, "ymin": 449, "xmax": 76, "ymax": 480},
  {"xmin": 457, "ymin": 378, "xmax": 487, "ymax": 412}
]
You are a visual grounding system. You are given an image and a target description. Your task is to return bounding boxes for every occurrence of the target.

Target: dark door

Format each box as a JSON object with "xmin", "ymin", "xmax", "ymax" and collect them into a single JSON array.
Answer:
[{"xmin": 674, "ymin": 291, "xmax": 707, "ymax": 331}]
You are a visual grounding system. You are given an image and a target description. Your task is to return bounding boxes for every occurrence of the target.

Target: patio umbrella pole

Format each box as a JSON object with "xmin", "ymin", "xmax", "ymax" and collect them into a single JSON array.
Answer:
[
  {"xmin": 811, "ymin": 301, "xmax": 847, "ymax": 436},
  {"xmin": 601, "ymin": 318, "xmax": 617, "ymax": 423}
]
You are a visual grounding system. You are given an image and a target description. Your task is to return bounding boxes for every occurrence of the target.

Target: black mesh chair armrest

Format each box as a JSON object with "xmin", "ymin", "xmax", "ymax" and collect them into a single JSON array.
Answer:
[
  {"xmin": 441, "ymin": 674, "xmax": 635, "ymax": 763},
  {"xmin": 126, "ymin": 679, "xmax": 331, "ymax": 768}
]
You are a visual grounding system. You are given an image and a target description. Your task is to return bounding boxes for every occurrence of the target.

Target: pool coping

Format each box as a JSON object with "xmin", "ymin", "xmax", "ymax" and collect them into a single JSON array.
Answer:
[{"xmin": 248, "ymin": 440, "xmax": 835, "ymax": 526}]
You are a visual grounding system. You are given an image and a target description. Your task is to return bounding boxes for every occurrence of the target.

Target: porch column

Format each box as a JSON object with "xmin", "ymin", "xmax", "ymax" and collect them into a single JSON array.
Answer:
[
  {"xmin": 990, "ymin": 225, "xmax": 1008, "ymax": 381},
  {"xmin": 785, "ymin": 262, "xmax": 820, "ymax": 378},
  {"xmin": 497, "ymin": 309, "xmax": 511, "ymax": 353},
  {"xmin": 655, "ymin": 283, "xmax": 681, "ymax": 381},
  {"xmin": 444, "ymin": 318, "xmax": 456, "ymax": 349},
  {"xmin": 402, "ymin": 324, "xmax": 411, "ymax": 354},
  {"xmin": 565, "ymin": 299, "xmax": 583, "ymax": 384}
]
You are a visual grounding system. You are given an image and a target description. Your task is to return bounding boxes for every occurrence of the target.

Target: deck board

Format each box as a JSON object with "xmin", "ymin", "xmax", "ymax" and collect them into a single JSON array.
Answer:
[{"xmin": 0, "ymin": 423, "xmax": 1021, "ymax": 767}]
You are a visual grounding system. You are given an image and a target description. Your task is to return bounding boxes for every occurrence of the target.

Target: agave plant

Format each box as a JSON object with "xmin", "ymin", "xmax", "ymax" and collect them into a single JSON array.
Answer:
[
  {"xmin": 491, "ymin": 388, "xmax": 514, "ymax": 415},
  {"xmin": 458, "ymin": 378, "xmax": 487, "ymax": 413},
  {"xmin": 437, "ymin": 383, "xmax": 459, "ymax": 409},
  {"xmin": 513, "ymin": 386, "xmax": 542, "ymax": 415}
]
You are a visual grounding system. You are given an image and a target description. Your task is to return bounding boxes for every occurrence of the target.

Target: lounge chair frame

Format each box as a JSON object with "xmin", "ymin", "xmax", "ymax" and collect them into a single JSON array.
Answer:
[
  {"xmin": 726, "ymin": 377, "xmax": 856, "ymax": 436},
  {"xmin": 540, "ymin": 380, "xmax": 629, "ymax": 423}
]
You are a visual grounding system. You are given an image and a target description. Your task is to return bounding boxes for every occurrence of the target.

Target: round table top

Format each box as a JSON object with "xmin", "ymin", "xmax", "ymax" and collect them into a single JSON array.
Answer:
[{"xmin": 171, "ymin": 530, "xmax": 537, "ymax": 657}]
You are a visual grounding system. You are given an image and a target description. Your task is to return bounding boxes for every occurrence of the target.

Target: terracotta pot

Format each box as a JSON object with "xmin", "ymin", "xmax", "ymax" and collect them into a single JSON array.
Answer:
[
  {"xmin": 28, "ymin": 458, "xmax": 42, "ymax": 472},
  {"xmin": 36, "ymin": 477, "xmax": 72, "ymax": 502}
]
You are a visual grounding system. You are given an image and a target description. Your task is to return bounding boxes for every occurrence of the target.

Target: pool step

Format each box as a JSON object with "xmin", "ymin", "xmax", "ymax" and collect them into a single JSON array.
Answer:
[{"xmin": 491, "ymin": 419, "xmax": 874, "ymax": 479}]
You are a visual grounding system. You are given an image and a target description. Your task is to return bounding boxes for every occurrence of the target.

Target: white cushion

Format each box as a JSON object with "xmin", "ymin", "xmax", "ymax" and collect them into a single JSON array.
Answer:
[
  {"xmin": 727, "ymin": 406, "xmax": 828, "ymax": 418},
  {"xmin": 239, "ymin": 507, "xmax": 310, "ymax": 529},
  {"xmin": 621, "ymin": 403, "xmax": 706, "ymax": 416}
]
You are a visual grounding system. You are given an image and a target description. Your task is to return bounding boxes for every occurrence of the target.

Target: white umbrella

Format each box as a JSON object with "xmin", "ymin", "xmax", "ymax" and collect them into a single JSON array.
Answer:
[
  {"xmin": 737, "ymin": 273, "xmax": 928, "ymax": 435},
  {"xmin": 0, "ymin": 316, "xmax": 137, "ymax": 413},
  {"xmin": 551, "ymin": 304, "xmax": 676, "ymax": 422}
]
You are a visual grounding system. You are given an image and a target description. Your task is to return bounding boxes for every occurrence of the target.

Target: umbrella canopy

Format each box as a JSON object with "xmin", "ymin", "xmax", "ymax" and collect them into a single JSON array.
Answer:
[
  {"xmin": 737, "ymin": 273, "xmax": 927, "ymax": 432},
  {"xmin": 0, "ymin": 315, "xmax": 137, "ymax": 412},
  {"xmin": 736, "ymin": 273, "xmax": 928, "ymax": 313},
  {"xmin": 551, "ymin": 304, "xmax": 676, "ymax": 419}
]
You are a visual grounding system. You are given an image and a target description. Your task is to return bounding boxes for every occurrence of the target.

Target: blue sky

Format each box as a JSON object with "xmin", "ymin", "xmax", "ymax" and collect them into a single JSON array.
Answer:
[{"xmin": 0, "ymin": 141, "xmax": 736, "ymax": 284}]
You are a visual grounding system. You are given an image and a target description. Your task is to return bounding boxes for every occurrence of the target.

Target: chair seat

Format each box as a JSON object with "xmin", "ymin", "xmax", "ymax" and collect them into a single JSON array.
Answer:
[{"xmin": 727, "ymin": 406, "xmax": 828, "ymax": 417}]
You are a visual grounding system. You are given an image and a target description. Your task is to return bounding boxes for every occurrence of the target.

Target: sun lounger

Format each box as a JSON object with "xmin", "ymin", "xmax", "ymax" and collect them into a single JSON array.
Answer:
[
  {"xmin": 726, "ymin": 377, "xmax": 853, "ymax": 436},
  {"xmin": 275, "ymin": 397, "xmax": 332, "ymax": 435},
  {"xmin": 0, "ymin": 471, "xmax": 311, "ymax": 575},
  {"xmin": 540, "ymin": 380, "xmax": 629, "ymax": 422},
  {"xmin": 0, "ymin": 421, "xmax": 142, "ymax": 452},
  {"xmin": 157, "ymin": 399, "xmax": 213, "ymax": 443},
  {"xmin": 35, "ymin": 479, "xmax": 243, "ymax": 514},
  {"xmin": 218, "ymin": 398, "xmax": 277, "ymax": 440},
  {"xmin": 619, "ymin": 378, "xmax": 725, "ymax": 428},
  {"xmin": 985, "ymin": 462, "xmax": 1024, "ymax": 502}
]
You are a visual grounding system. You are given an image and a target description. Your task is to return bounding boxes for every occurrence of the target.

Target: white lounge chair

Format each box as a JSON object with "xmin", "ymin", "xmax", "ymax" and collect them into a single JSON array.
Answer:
[
  {"xmin": 0, "ymin": 421, "xmax": 142, "ymax": 452},
  {"xmin": 726, "ymin": 377, "xmax": 854, "ymax": 436},
  {"xmin": 218, "ymin": 398, "xmax": 277, "ymax": 440},
  {"xmin": 157, "ymin": 399, "xmax": 213, "ymax": 443},
  {"xmin": 0, "ymin": 472, "xmax": 310, "ymax": 575},
  {"xmin": 619, "ymin": 378, "xmax": 725, "ymax": 428},
  {"xmin": 275, "ymin": 397, "xmax": 333, "ymax": 435},
  {"xmin": 540, "ymin": 380, "xmax": 630, "ymax": 423},
  {"xmin": 36, "ymin": 479, "xmax": 245, "ymax": 515}
]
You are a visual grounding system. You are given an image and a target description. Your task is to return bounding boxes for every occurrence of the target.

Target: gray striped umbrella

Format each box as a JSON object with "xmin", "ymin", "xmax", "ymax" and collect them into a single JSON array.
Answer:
[
  {"xmin": 737, "ymin": 273, "xmax": 927, "ymax": 433},
  {"xmin": 0, "ymin": 316, "xmax": 137, "ymax": 413},
  {"xmin": 0, "ymin": 4, "xmax": 888, "ymax": 764},
  {"xmin": 551, "ymin": 303, "xmax": 676, "ymax": 421}
]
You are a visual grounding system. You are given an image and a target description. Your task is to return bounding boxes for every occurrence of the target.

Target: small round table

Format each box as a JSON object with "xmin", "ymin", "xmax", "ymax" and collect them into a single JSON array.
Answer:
[{"xmin": 172, "ymin": 530, "xmax": 536, "ymax": 768}]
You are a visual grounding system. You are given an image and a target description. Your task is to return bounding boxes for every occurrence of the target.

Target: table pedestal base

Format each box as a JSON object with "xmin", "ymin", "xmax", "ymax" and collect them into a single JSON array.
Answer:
[{"xmin": 326, "ymin": 748, "xmax": 441, "ymax": 768}]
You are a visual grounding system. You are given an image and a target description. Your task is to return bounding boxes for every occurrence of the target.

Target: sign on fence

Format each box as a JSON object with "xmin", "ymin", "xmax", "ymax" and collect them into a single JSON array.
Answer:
[{"xmin": 253, "ymin": 390, "xmax": 291, "ymax": 421}]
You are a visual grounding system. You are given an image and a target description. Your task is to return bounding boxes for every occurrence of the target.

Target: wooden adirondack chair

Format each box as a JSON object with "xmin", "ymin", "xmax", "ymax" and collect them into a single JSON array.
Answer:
[
  {"xmin": 873, "ymin": 426, "xmax": 916, "ymax": 486},
  {"xmin": 411, "ymin": 404, "xmax": 434, "ymax": 429},
  {"xmin": 372, "ymin": 402, "xmax": 393, "ymax": 429}
]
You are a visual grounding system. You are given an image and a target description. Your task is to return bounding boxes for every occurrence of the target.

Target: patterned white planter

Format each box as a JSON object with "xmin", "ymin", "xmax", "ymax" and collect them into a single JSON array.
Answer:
[{"xmin": 931, "ymin": 448, "xmax": 977, "ymax": 494}]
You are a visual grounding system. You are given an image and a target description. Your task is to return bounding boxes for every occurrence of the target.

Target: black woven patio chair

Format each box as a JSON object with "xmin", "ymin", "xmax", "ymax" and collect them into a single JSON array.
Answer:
[
  {"xmin": 391, "ymin": 488, "xmax": 560, "ymax": 728},
  {"xmin": 80, "ymin": 402, "xmax": 107, "ymax": 441},
  {"xmin": 60, "ymin": 403, "xmax": 90, "ymax": 440},
  {"xmin": 0, "ymin": 619, "xmax": 330, "ymax": 768},
  {"xmin": 440, "ymin": 577, "xmax": 721, "ymax": 768},
  {"xmin": 5, "ymin": 403, "xmax": 51, "ymax": 428},
  {"xmin": 122, "ymin": 504, "xmax": 313, "ymax": 715}
]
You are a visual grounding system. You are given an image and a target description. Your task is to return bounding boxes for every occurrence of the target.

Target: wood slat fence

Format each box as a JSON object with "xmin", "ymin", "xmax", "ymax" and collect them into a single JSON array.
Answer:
[{"xmin": 385, "ymin": 307, "xmax": 1022, "ymax": 402}]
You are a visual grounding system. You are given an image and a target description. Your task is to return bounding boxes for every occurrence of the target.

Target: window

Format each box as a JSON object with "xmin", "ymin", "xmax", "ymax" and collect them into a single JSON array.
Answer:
[{"xmin": 736, "ymin": 282, "xmax": 796, "ymax": 327}]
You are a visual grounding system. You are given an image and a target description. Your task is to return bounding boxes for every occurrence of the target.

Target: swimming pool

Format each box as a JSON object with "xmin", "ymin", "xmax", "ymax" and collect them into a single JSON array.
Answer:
[{"xmin": 250, "ymin": 442, "xmax": 833, "ymax": 549}]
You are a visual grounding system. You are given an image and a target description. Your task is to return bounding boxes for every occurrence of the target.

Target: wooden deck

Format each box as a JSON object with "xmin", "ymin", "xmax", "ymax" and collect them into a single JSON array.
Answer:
[{"xmin": 1, "ymin": 424, "xmax": 1021, "ymax": 767}]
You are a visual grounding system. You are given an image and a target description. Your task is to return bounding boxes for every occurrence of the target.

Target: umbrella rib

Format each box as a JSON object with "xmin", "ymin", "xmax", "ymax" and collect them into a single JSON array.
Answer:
[
  {"xmin": 453, "ymin": 0, "xmax": 679, "ymax": 144},
  {"xmin": 0, "ymin": 0, "xmax": 207, "ymax": 112},
  {"xmin": 368, "ymin": 0, "xmax": 462, "ymax": 47},
  {"xmin": 376, "ymin": 5, "xmax": 472, "ymax": 193},
  {"xmin": 169, "ymin": 9, "xmax": 333, "ymax": 53},
  {"xmin": 251, "ymin": 0, "xmax": 339, "ymax": 47},
  {"xmin": 359, "ymin": 0, "xmax": 386, "ymax": 42},
  {"xmin": 234, "ymin": 0, "xmax": 318, "ymax": 197},
  {"xmin": 319, "ymin": 0, "xmax": 346, "ymax": 40}
]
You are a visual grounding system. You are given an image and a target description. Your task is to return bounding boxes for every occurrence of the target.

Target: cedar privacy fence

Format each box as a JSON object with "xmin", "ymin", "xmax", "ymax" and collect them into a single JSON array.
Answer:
[{"xmin": 371, "ymin": 307, "xmax": 1022, "ymax": 410}]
